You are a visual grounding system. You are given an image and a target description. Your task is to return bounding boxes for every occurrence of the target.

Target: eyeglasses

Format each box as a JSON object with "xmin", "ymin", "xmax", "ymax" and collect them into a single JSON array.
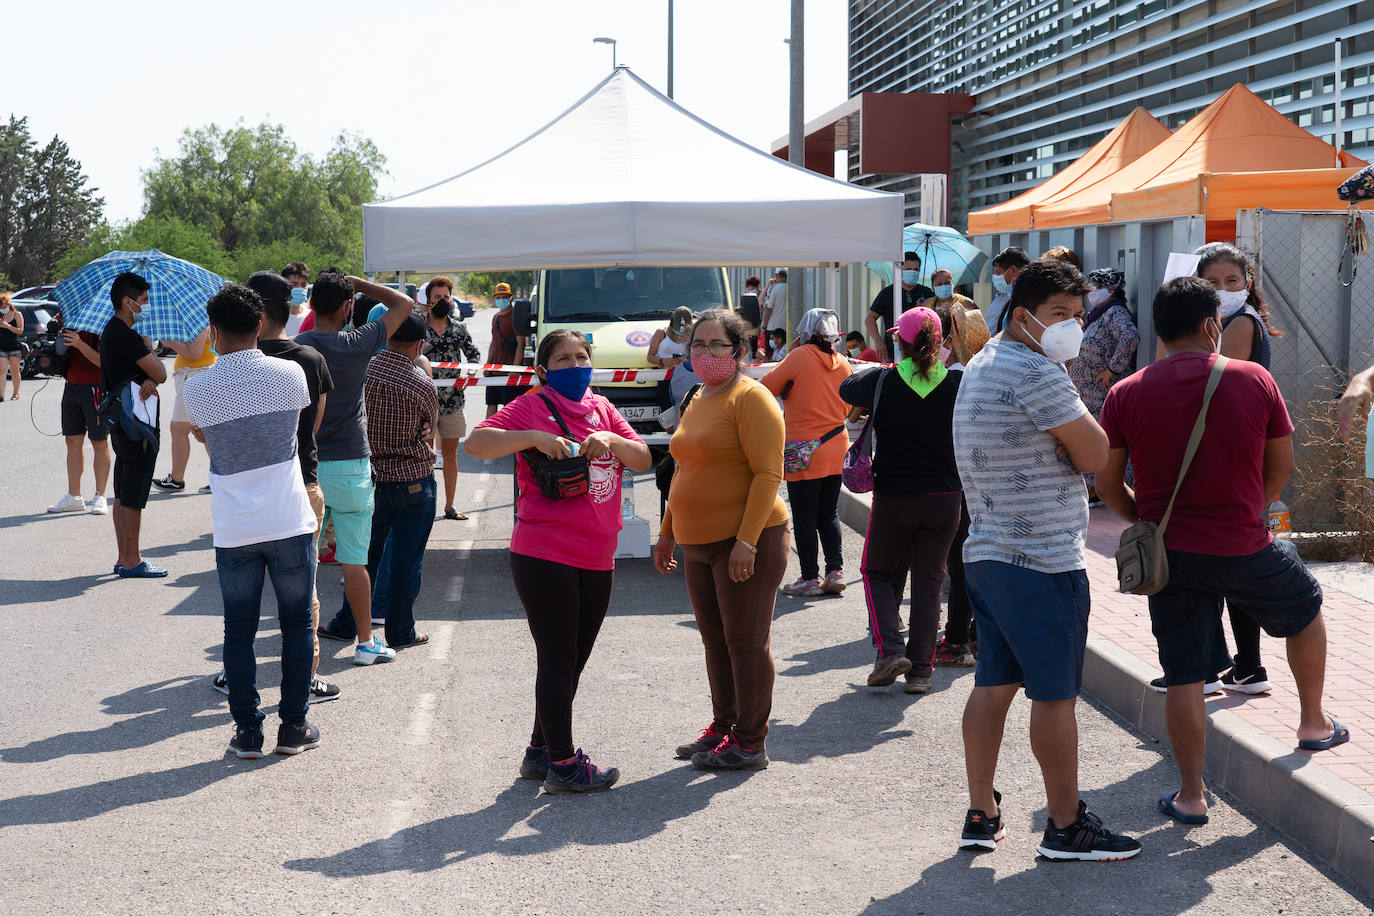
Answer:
[{"xmin": 688, "ymin": 341, "xmax": 735, "ymax": 356}]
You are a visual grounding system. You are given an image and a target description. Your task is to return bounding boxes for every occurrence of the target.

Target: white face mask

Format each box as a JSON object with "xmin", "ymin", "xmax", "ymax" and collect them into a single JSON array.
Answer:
[
  {"xmin": 1023, "ymin": 310, "xmax": 1084, "ymax": 362},
  {"xmin": 1208, "ymin": 318, "xmax": 1223, "ymax": 354},
  {"xmin": 1216, "ymin": 288, "xmax": 1249, "ymax": 319},
  {"xmin": 1087, "ymin": 288, "xmax": 1113, "ymax": 308}
]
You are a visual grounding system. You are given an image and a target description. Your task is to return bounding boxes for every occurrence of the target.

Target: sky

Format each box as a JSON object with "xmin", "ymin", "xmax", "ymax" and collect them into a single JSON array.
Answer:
[{"xmin": 14, "ymin": 0, "xmax": 848, "ymax": 224}]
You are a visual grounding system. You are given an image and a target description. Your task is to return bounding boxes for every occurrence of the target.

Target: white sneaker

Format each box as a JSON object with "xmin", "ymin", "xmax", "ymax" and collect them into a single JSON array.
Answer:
[
  {"xmin": 48, "ymin": 493, "xmax": 85, "ymax": 514},
  {"xmin": 89, "ymin": 494, "xmax": 108, "ymax": 515},
  {"xmin": 353, "ymin": 637, "xmax": 396, "ymax": 666}
]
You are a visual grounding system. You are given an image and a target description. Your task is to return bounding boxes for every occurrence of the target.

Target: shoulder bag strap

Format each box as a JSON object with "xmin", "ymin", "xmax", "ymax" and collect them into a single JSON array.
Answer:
[
  {"xmin": 1158, "ymin": 357, "xmax": 1228, "ymax": 538},
  {"xmin": 854, "ymin": 369, "xmax": 889, "ymax": 450},
  {"xmin": 536, "ymin": 392, "xmax": 575, "ymax": 439}
]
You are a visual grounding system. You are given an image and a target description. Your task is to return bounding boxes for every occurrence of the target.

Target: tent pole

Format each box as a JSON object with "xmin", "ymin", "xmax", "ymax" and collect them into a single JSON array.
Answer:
[
  {"xmin": 828, "ymin": 263, "xmax": 837, "ymax": 314},
  {"xmin": 398, "ymin": 270, "xmax": 407, "ymax": 300}
]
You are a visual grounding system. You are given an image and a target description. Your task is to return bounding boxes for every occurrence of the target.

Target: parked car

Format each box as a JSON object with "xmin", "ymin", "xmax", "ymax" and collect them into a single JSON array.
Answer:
[
  {"xmin": 13, "ymin": 284, "xmax": 57, "ymax": 301},
  {"xmin": 457, "ymin": 299, "xmax": 475, "ymax": 319}
]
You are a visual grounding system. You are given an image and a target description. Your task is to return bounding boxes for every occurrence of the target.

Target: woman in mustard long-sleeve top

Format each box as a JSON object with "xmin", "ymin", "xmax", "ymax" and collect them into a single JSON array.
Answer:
[{"xmin": 654, "ymin": 309, "xmax": 789, "ymax": 772}]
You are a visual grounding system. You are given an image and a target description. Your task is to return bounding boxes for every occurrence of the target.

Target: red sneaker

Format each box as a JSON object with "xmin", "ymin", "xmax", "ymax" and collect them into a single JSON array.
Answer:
[{"xmin": 318, "ymin": 547, "xmax": 337, "ymax": 565}]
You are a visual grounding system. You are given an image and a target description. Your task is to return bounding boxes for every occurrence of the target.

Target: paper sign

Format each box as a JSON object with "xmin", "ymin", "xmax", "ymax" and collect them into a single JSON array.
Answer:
[{"xmin": 1163, "ymin": 252, "xmax": 1201, "ymax": 282}]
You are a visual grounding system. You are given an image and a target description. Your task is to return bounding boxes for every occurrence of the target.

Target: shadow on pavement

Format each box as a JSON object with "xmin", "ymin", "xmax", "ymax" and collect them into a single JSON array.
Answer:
[
  {"xmin": 1, "ymin": 574, "xmax": 111, "ymax": 605},
  {"xmin": 767, "ymin": 691, "xmax": 914, "ymax": 764},
  {"xmin": 0, "ymin": 757, "xmax": 276, "ymax": 827},
  {"xmin": 0, "ymin": 670, "xmax": 232, "ymax": 764},
  {"xmin": 284, "ymin": 765, "xmax": 753, "ymax": 876}
]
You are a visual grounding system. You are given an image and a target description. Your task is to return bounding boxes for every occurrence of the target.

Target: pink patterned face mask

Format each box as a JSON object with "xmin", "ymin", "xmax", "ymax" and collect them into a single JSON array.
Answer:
[{"xmin": 690, "ymin": 352, "xmax": 740, "ymax": 385}]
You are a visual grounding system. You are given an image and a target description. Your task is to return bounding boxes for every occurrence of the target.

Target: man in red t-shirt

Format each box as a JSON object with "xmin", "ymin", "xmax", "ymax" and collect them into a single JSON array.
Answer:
[
  {"xmin": 47, "ymin": 327, "xmax": 111, "ymax": 515},
  {"xmin": 1098, "ymin": 277, "xmax": 1345, "ymax": 826}
]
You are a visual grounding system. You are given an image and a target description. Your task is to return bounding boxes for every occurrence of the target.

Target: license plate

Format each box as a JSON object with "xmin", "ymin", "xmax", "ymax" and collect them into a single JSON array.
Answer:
[{"xmin": 618, "ymin": 406, "xmax": 661, "ymax": 421}]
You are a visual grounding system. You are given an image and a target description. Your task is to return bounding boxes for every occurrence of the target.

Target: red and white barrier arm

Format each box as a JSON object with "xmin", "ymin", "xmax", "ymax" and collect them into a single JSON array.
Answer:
[{"xmin": 428, "ymin": 359, "xmax": 892, "ymax": 388}]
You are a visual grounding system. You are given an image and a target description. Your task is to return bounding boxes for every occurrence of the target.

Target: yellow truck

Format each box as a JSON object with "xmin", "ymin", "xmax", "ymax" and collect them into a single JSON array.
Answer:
[{"xmin": 513, "ymin": 266, "xmax": 733, "ymax": 434}]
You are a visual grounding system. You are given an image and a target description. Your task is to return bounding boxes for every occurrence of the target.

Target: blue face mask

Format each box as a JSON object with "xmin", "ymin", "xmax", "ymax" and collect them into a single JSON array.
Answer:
[
  {"xmin": 902, "ymin": 270, "xmax": 920, "ymax": 286},
  {"xmin": 290, "ymin": 287, "xmax": 308, "ymax": 306},
  {"xmin": 933, "ymin": 284, "xmax": 953, "ymax": 299},
  {"xmin": 544, "ymin": 365, "xmax": 593, "ymax": 401},
  {"xmin": 992, "ymin": 273, "xmax": 1012, "ymax": 295}
]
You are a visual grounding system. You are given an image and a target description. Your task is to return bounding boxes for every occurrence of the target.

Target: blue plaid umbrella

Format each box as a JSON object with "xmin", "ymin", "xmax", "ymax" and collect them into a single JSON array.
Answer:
[
  {"xmin": 866, "ymin": 223, "xmax": 989, "ymax": 289},
  {"xmin": 53, "ymin": 249, "xmax": 227, "ymax": 341}
]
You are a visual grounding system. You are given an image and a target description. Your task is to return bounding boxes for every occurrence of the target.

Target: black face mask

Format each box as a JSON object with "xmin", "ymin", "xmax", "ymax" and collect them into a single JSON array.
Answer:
[{"xmin": 430, "ymin": 300, "xmax": 452, "ymax": 318}]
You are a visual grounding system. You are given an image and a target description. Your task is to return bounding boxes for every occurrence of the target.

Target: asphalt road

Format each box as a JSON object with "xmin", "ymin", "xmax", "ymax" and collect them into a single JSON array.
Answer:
[{"xmin": 0, "ymin": 312, "xmax": 1368, "ymax": 914}]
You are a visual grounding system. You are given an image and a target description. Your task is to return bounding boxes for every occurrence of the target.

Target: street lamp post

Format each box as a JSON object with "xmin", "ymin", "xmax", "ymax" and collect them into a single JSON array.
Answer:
[
  {"xmin": 593, "ymin": 36, "xmax": 617, "ymax": 70},
  {"xmin": 667, "ymin": 0, "xmax": 674, "ymax": 98}
]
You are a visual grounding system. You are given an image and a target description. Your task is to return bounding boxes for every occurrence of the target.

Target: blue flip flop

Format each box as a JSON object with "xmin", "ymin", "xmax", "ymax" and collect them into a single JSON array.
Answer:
[
  {"xmin": 117, "ymin": 560, "xmax": 168, "ymax": 579},
  {"xmin": 1158, "ymin": 794, "xmax": 1209, "ymax": 825},
  {"xmin": 1298, "ymin": 716, "xmax": 1351, "ymax": 752}
]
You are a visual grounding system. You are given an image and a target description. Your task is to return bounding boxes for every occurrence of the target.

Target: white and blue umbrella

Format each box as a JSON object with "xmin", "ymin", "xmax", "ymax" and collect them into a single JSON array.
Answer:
[
  {"xmin": 53, "ymin": 249, "xmax": 227, "ymax": 341},
  {"xmin": 867, "ymin": 223, "xmax": 989, "ymax": 289}
]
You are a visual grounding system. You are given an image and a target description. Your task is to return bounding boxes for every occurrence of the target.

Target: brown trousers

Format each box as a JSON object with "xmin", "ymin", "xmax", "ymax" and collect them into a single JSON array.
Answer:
[{"xmin": 681, "ymin": 523, "xmax": 790, "ymax": 750}]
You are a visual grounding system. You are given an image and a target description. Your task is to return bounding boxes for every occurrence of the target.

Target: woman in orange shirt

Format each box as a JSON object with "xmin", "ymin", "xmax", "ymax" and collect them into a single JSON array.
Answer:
[
  {"xmin": 654, "ymin": 310, "xmax": 789, "ymax": 772},
  {"xmin": 761, "ymin": 308, "xmax": 853, "ymax": 597}
]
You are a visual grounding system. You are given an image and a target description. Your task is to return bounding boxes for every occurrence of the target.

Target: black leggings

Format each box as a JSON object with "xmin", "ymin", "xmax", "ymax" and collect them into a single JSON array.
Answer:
[
  {"xmin": 786, "ymin": 475, "xmax": 844, "ymax": 580},
  {"xmin": 510, "ymin": 552, "xmax": 614, "ymax": 761}
]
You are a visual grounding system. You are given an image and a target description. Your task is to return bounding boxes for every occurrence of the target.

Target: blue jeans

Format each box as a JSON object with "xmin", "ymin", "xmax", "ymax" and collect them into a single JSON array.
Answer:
[
  {"xmin": 331, "ymin": 475, "xmax": 435, "ymax": 644},
  {"xmin": 218, "ymin": 532, "xmax": 316, "ymax": 729}
]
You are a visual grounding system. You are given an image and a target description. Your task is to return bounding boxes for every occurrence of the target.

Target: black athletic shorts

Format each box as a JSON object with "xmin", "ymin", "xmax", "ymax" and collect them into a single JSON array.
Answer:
[
  {"xmin": 61, "ymin": 383, "xmax": 108, "ymax": 440},
  {"xmin": 110, "ymin": 428, "xmax": 159, "ymax": 510}
]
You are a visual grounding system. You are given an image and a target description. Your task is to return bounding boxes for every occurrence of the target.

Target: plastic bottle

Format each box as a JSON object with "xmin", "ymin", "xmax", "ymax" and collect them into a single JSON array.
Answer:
[
  {"xmin": 1267, "ymin": 499, "xmax": 1291, "ymax": 538},
  {"xmin": 622, "ymin": 473, "xmax": 635, "ymax": 520}
]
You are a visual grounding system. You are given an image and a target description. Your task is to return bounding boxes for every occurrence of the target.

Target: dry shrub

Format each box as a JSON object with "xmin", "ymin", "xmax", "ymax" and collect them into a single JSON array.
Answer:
[{"xmin": 1287, "ymin": 389, "xmax": 1374, "ymax": 561}]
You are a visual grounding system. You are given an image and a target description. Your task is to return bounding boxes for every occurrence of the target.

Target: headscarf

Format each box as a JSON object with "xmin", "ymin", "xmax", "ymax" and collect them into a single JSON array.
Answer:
[
  {"xmin": 797, "ymin": 307, "xmax": 841, "ymax": 346},
  {"xmin": 1085, "ymin": 267, "xmax": 1127, "ymax": 326}
]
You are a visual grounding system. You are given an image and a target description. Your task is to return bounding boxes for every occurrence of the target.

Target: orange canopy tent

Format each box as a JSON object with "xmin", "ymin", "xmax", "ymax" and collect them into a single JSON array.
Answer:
[
  {"xmin": 966, "ymin": 107, "xmax": 1170, "ymax": 234},
  {"xmin": 1030, "ymin": 84, "xmax": 1366, "ymax": 240}
]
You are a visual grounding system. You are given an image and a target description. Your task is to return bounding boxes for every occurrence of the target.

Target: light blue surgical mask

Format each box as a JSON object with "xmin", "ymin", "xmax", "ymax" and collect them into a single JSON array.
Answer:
[
  {"xmin": 290, "ymin": 287, "xmax": 308, "ymax": 306},
  {"xmin": 933, "ymin": 284, "xmax": 953, "ymax": 299},
  {"xmin": 496, "ymin": 297, "xmax": 510, "ymax": 308},
  {"xmin": 901, "ymin": 270, "xmax": 920, "ymax": 286},
  {"xmin": 992, "ymin": 273, "xmax": 1012, "ymax": 295}
]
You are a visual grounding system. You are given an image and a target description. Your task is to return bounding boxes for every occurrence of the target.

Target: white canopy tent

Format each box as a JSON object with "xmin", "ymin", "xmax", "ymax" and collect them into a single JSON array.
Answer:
[{"xmin": 362, "ymin": 68, "xmax": 905, "ymax": 272}]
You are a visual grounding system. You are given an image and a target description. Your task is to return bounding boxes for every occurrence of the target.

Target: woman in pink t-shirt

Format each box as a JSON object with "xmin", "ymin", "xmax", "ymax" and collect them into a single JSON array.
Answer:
[{"xmin": 465, "ymin": 330, "xmax": 651, "ymax": 795}]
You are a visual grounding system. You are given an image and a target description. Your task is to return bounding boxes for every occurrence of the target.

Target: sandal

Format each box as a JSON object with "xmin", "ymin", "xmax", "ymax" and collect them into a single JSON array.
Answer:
[
  {"xmin": 1297, "ymin": 715, "xmax": 1351, "ymax": 752},
  {"xmin": 444, "ymin": 507, "xmax": 468, "ymax": 521},
  {"xmin": 392, "ymin": 633, "xmax": 430, "ymax": 649}
]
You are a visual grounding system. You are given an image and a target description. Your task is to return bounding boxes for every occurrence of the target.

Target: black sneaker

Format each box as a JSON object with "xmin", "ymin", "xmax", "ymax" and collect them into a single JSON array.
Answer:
[
  {"xmin": 519, "ymin": 745, "xmax": 551, "ymax": 780},
  {"xmin": 1037, "ymin": 800, "xmax": 1142, "ymax": 861},
  {"xmin": 959, "ymin": 789, "xmax": 1005, "ymax": 850},
  {"xmin": 308, "ymin": 677, "xmax": 341, "ymax": 703},
  {"xmin": 675, "ymin": 722, "xmax": 731, "ymax": 759},
  {"xmin": 275, "ymin": 721, "xmax": 321, "ymax": 756},
  {"xmin": 1220, "ymin": 666, "xmax": 1272, "ymax": 695},
  {"xmin": 690, "ymin": 734, "xmax": 770, "ymax": 771},
  {"xmin": 212, "ymin": 672, "xmax": 229, "ymax": 696},
  {"xmin": 152, "ymin": 475, "xmax": 186, "ymax": 492},
  {"xmin": 1149, "ymin": 675, "xmax": 1223, "ymax": 695},
  {"xmin": 543, "ymin": 749, "xmax": 619, "ymax": 794},
  {"xmin": 228, "ymin": 726, "xmax": 265, "ymax": 759}
]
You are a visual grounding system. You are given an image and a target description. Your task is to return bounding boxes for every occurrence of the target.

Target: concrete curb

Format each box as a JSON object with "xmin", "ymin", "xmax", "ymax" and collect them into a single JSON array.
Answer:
[{"xmin": 836, "ymin": 488, "xmax": 1374, "ymax": 895}]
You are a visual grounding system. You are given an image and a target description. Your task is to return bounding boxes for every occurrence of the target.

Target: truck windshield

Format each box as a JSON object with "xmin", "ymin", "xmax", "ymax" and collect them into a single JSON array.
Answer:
[{"xmin": 543, "ymin": 268, "xmax": 726, "ymax": 322}]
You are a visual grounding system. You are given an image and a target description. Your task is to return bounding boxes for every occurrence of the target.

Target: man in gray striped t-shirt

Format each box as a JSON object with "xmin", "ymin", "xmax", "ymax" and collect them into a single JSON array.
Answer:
[
  {"xmin": 184, "ymin": 284, "xmax": 320, "ymax": 761},
  {"xmin": 949, "ymin": 259, "xmax": 1140, "ymax": 862}
]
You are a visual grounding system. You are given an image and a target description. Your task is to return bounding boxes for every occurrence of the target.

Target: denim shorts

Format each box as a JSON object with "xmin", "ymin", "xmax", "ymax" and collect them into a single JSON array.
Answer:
[
  {"xmin": 966, "ymin": 560, "xmax": 1091, "ymax": 702},
  {"xmin": 1148, "ymin": 542, "xmax": 1322, "ymax": 686},
  {"xmin": 316, "ymin": 458, "xmax": 374, "ymax": 566}
]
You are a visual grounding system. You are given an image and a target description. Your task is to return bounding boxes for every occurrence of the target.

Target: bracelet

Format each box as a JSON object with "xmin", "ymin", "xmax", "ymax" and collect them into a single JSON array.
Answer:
[{"xmin": 738, "ymin": 539, "xmax": 758, "ymax": 555}]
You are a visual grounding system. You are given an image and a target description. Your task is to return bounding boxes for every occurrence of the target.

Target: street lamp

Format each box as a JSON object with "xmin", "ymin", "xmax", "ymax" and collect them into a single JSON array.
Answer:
[{"xmin": 593, "ymin": 36, "xmax": 617, "ymax": 69}]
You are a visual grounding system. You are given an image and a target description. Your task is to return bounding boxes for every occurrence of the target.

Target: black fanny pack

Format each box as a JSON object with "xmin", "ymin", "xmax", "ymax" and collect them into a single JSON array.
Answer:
[{"xmin": 521, "ymin": 393, "xmax": 590, "ymax": 499}]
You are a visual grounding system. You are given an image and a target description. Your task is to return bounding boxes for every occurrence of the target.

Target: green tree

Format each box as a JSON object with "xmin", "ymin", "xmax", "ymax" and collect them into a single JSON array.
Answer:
[
  {"xmin": 56, "ymin": 215, "xmax": 230, "ymax": 279},
  {"xmin": 141, "ymin": 122, "xmax": 385, "ymax": 274},
  {"xmin": 0, "ymin": 116, "xmax": 104, "ymax": 286},
  {"xmin": 12, "ymin": 136, "xmax": 105, "ymax": 285}
]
